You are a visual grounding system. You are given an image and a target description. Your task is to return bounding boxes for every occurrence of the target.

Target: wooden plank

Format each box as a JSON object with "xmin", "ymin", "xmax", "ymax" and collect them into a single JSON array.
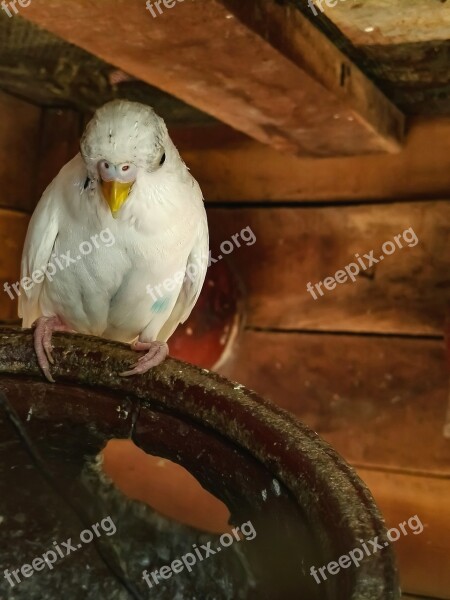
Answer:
[
  {"xmin": 219, "ymin": 331, "xmax": 450, "ymax": 476},
  {"xmin": 0, "ymin": 90, "xmax": 41, "ymax": 212},
  {"xmin": 356, "ymin": 470, "xmax": 450, "ymax": 599},
  {"xmin": 178, "ymin": 118, "xmax": 450, "ymax": 203},
  {"xmin": 22, "ymin": 0, "xmax": 404, "ymax": 157},
  {"xmin": 207, "ymin": 202, "xmax": 450, "ymax": 335},
  {"xmin": 171, "ymin": 123, "xmax": 249, "ymax": 154},
  {"xmin": 0, "ymin": 210, "xmax": 30, "ymax": 321},
  {"xmin": 319, "ymin": 0, "xmax": 450, "ymax": 46},
  {"xmin": 36, "ymin": 108, "xmax": 82, "ymax": 200}
]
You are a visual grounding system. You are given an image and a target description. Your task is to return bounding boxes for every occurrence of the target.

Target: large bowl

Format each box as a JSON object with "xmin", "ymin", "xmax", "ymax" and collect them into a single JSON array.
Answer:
[{"xmin": 0, "ymin": 327, "xmax": 399, "ymax": 599}]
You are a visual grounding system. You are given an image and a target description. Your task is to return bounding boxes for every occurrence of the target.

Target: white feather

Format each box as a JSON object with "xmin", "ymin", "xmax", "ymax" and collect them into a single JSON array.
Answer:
[{"xmin": 20, "ymin": 101, "xmax": 209, "ymax": 345}]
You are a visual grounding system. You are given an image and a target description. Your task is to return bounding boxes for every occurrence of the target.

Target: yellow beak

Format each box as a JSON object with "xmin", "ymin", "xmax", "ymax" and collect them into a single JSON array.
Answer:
[{"xmin": 101, "ymin": 180, "xmax": 134, "ymax": 217}]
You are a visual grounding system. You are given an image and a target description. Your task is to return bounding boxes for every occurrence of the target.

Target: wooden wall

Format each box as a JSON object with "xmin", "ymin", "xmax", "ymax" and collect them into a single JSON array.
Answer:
[
  {"xmin": 0, "ymin": 91, "xmax": 81, "ymax": 322},
  {"xmin": 0, "ymin": 89, "xmax": 449, "ymax": 598},
  {"xmin": 0, "ymin": 92, "xmax": 40, "ymax": 320}
]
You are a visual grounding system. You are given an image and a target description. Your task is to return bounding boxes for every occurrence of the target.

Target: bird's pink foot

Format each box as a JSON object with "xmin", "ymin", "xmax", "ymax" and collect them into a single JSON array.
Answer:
[
  {"xmin": 33, "ymin": 316, "xmax": 70, "ymax": 383},
  {"xmin": 120, "ymin": 340, "xmax": 169, "ymax": 377}
]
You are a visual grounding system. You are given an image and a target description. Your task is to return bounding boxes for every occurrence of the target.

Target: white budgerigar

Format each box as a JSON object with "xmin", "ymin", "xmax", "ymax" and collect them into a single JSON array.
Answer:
[{"xmin": 19, "ymin": 100, "xmax": 209, "ymax": 382}]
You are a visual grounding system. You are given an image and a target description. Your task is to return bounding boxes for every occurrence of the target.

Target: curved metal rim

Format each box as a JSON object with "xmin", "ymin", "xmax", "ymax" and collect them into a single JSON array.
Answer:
[{"xmin": 0, "ymin": 327, "xmax": 399, "ymax": 599}]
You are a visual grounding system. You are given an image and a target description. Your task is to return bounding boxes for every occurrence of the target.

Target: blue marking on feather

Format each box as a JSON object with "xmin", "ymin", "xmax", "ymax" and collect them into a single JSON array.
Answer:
[{"xmin": 151, "ymin": 297, "xmax": 171, "ymax": 313}]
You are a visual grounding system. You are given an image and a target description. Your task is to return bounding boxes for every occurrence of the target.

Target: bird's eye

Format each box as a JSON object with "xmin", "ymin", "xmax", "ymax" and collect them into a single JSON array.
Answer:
[
  {"xmin": 122, "ymin": 165, "xmax": 130, "ymax": 172},
  {"xmin": 159, "ymin": 153, "xmax": 166, "ymax": 166},
  {"xmin": 104, "ymin": 162, "xmax": 110, "ymax": 170}
]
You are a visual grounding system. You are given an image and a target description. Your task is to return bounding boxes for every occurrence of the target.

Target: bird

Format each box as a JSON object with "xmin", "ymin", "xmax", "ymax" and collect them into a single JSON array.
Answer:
[{"xmin": 19, "ymin": 99, "xmax": 209, "ymax": 382}]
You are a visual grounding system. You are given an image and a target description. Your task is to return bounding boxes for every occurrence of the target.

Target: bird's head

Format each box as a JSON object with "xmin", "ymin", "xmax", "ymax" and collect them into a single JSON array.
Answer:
[{"xmin": 81, "ymin": 100, "xmax": 169, "ymax": 218}]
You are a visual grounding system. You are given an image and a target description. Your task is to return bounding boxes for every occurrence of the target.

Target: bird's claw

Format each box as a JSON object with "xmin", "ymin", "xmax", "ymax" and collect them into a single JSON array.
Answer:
[
  {"xmin": 41, "ymin": 364, "xmax": 56, "ymax": 384},
  {"xmin": 120, "ymin": 341, "xmax": 168, "ymax": 377},
  {"xmin": 42, "ymin": 327, "xmax": 55, "ymax": 365},
  {"xmin": 33, "ymin": 316, "xmax": 69, "ymax": 383}
]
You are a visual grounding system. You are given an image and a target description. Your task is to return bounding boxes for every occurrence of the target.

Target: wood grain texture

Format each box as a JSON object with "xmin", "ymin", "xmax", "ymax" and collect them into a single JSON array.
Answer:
[
  {"xmin": 21, "ymin": 0, "xmax": 403, "ymax": 156},
  {"xmin": 36, "ymin": 108, "xmax": 82, "ymax": 201},
  {"xmin": 221, "ymin": 0, "xmax": 404, "ymax": 150},
  {"xmin": 292, "ymin": 0, "xmax": 450, "ymax": 117},
  {"xmin": 219, "ymin": 330, "xmax": 449, "ymax": 476},
  {"xmin": 0, "ymin": 14, "xmax": 215, "ymax": 122},
  {"xmin": 208, "ymin": 202, "xmax": 450, "ymax": 335},
  {"xmin": 0, "ymin": 210, "xmax": 29, "ymax": 321},
  {"xmin": 360, "ymin": 41, "xmax": 450, "ymax": 117},
  {"xmin": 0, "ymin": 90, "xmax": 41, "ymax": 212},
  {"xmin": 180, "ymin": 118, "xmax": 450, "ymax": 203},
  {"xmin": 319, "ymin": 0, "xmax": 450, "ymax": 46},
  {"xmin": 357, "ymin": 470, "xmax": 450, "ymax": 599}
]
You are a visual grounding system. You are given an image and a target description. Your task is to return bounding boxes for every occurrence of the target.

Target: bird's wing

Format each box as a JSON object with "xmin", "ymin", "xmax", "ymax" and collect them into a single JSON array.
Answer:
[
  {"xmin": 156, "ymin": 214, "xmax": 209, "ymax": 342},
  {"xmin": 19, "ymin": 180, "xmax": 60, "ymax": 328}
]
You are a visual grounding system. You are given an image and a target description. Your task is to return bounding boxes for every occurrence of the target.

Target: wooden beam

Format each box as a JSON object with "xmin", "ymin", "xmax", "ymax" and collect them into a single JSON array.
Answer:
[
  {"xmin": 0, "ymin": 90, "xmax": 41, "ymax": 212},
  {"xmin": 22, "ymin": 0, "xmax": 404, "ymax": 157},
  {"xmin": 219, "ymin": 331, "xmax": 449, "ymax": 476},
  {"xmin": 178, "ymin": 118, "xmax": 450, "ymax": 203},
  {"xmin": 0, "ymin": 209, "xmax": 29, "ymax": 321},
  {"xmin": 208, "ymin": 202, "xmax": 450, "ymax": 335},
  {"xmin": 221, "ymin": 0, "xmax": 404, "ymax": 150}
]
